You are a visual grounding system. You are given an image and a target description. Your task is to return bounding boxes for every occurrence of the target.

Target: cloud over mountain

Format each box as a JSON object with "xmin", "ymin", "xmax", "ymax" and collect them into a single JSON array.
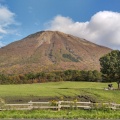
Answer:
[
  {"xmin": 46, "ymin": 11, "xmax": 120, "ymax": 50},
  {"xmin": 0, "ymin": 5, "xmax": 18, "ymax": 47}
]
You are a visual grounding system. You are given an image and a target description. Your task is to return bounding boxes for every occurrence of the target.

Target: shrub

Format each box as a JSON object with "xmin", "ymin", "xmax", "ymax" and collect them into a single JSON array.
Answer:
[{"xmin": 0, "ymin": 98, "xmax": 5, "ymax": 109}]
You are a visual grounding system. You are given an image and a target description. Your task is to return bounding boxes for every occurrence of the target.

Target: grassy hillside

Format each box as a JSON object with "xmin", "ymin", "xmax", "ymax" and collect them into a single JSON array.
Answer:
[{"xmin": 0, "ymin": 81, "xmax": 119, "ymax": 103}]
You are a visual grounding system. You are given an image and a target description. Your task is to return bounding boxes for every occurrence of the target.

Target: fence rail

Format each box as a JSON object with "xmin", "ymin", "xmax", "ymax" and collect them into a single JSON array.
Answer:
[{"xmin": 0, "ymin": 101, "xmax": 120, "ymax": 111}]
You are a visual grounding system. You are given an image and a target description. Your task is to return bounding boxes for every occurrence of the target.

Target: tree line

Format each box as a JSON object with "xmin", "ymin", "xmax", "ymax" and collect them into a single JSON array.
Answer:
[
  {"xmin": 0, "ymin": 70, "xmax": 102, "ymax": 84},
  {"xmin": 0, "ymin": 50, "xmax": 119, "ymax": 86}
]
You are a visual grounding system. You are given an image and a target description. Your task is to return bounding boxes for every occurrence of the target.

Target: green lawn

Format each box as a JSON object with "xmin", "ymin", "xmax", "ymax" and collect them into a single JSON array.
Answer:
[{"xmin": 0, "ymin": 81, "xmax": 120, "ymax": 103}]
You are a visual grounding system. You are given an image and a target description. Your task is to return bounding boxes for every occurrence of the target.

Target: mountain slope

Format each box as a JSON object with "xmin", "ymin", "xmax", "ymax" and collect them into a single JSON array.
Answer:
[{"xmin": 0, "ymin": 31, "xmax": 112, "ymax": 74}]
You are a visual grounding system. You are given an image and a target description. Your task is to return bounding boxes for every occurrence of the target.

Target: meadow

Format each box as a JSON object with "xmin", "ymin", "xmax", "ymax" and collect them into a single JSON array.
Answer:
[
  {"xmin": 0, "ymin": 81, "xmax": 120, "ymax": 103},
  {"xmin": 0, "ymin": 109, "xmax": 120, "ymax": 119}
]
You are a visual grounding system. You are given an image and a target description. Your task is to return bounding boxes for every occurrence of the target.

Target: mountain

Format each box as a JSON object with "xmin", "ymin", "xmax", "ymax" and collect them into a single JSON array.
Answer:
[{"xmin": 0, "ymin": 31, "xmax": 112, "ymax": 74}]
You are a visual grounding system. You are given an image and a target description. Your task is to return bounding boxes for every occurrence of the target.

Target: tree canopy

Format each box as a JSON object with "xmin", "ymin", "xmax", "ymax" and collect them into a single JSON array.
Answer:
[{"xmin": 99, "ymin": 50, "xmax": 120, "ymax": 88}]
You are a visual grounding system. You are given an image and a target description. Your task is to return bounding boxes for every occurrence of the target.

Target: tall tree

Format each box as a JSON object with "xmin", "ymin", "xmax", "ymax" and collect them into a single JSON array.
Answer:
[{"xmin": 99, "ymin": 50, "xmax": 120, "ymax": 89}]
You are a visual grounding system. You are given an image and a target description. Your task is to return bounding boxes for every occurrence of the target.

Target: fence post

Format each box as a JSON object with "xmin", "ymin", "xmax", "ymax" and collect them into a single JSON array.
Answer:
[
  {"xmin": 58, "ymin": 101, "xmax": 61, "ymax": 111},
  {"xmin": 112, "ymin": 103, "xmax": 116, "ymax": 110},
  {"xmin": 28, "ymin": 101, "xmax": 33, "ymax": 109}
]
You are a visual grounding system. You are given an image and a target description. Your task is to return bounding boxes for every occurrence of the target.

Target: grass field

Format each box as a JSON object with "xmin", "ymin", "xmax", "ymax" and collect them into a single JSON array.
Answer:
[
  {"xmin": 0, "ymin": 81, "xmax": 120, "ymax": 103},
  {"xmin": 0, "ymin": 109, "xmax": 120, "ymax": 119}
]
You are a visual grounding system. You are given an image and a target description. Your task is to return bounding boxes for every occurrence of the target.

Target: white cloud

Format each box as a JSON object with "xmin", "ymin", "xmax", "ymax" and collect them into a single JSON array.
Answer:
[
  {"xmin": 46, "ymin": 11, "xmax": 120, "ymax": 50},
  {"xmin": 0, "ymin": 5, "xmax": 15, "ymax": 30},
  {"xmin": 0, "ymin": 5, "xmax": 19, "ymax": 47}
]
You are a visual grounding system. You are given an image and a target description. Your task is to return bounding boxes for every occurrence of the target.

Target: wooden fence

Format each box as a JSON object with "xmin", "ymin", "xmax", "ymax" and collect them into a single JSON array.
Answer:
[{"xmin": 0, "ymin": 101, "xmax": 120, "ymax": 111}]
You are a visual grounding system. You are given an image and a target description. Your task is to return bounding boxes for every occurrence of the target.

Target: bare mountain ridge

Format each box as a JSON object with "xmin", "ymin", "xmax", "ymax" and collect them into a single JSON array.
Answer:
[{"xmin": 0, "ymin": 31, "xmax": 112, "ymax": 74}]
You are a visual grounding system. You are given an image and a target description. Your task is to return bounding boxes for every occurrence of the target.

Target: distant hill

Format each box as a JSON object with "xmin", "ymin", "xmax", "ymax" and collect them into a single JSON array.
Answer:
[{"xmin": 0, "ymin": 31, "xmax": 112, "ymax": 74}]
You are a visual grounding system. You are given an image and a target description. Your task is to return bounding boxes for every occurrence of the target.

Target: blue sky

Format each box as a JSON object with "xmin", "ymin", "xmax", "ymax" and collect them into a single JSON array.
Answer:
[{"xmin": 0, "ymin": 0, "xmax": 120, "ymax": 49}]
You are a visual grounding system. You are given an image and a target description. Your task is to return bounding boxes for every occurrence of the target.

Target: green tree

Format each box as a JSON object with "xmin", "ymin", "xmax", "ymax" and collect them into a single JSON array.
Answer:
[
  {"xmin": 92, "ymin": 70, "xmax": 102, "ymax": 82},
  {"xmin": 99, "ymin": 50, "xmax": 120, "ymax": 89},
  {"xmin": 87, "ymin": 70, "xmax": 94, "ymax": 81}
]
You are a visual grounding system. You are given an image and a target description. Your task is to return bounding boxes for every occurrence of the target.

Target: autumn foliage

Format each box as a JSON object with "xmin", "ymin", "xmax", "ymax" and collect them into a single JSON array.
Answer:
[{"xmin": 0, "ymin": 70, "xmax": 102, "ymax": 84}]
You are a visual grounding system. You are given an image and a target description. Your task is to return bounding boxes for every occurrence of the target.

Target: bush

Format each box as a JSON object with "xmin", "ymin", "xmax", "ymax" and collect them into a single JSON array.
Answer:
[{"xmin": 0, "ymin": 98, "xmax": 5, "ymax": 109}]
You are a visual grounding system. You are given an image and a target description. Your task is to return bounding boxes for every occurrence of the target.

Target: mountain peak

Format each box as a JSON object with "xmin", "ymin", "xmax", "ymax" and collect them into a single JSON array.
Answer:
[{"xmin": 0, "ymin": 31, "xmax": 112, "ymax": 74}]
